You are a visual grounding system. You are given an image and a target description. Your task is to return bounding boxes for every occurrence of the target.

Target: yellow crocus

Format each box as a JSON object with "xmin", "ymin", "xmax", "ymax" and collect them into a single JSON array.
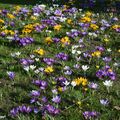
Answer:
[
  {"xmin": 44, "ymin": 66, "xmax": 54, "ymax": 73},
  {"xmin": 54, "ymin": 24, "xmax": 62, "ymax": 31}
]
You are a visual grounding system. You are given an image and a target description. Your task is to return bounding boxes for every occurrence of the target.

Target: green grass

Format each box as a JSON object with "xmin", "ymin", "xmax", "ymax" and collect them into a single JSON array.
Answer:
[{"xmin": 0, "ymin": 2, "xmax": 120, "ymax": 120}]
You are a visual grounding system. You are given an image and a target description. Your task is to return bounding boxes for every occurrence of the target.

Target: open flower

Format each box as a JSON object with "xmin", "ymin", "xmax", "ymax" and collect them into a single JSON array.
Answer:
[
  {"xmin": 82, "ymin": 65, "xmax": 89, "ymax": 71},
  {"xmin": 100, "ymin": 99, "xmax": 109, "ymax": 106},
  {"xmin": 7, "ymin": 71, "xmax": 15, "ymax": 80},
  {"xmin": 52, "ymin": 95, "xmax": 61, "ymax": 103},
  {"xmin": 44, "ymin": 66, "xmax": 54, "ymax": 73},
  {"xmin": 54, "ymin": 24, "xmax": 62, "ymax": 31},
  {"xmin": 44, "ymin": 37, "xmax": 53, "ymax": 44},
  {"xmin": 34, "ymin": 48, "xmax": 45, "ymax": 55},
  {"xmin": 30, "ymin": 90, "xmax": 40, "ymax": 97},
  {"xmin": 103, "ymin": 80, "xmax": 113, "ymax": 87}
]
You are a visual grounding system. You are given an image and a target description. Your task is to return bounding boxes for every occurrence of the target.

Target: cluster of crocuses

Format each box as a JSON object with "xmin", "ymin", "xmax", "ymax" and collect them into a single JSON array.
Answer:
[
  {"xmin": 1, "ymin": 2, "xmax": 119, "ymax": 120},
  {"xmin": 13, "ymin": 36, "xmax": 34, "ymax": 46}
]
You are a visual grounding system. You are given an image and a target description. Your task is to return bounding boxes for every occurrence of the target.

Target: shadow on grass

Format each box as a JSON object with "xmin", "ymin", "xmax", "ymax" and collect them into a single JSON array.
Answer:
[
  {"xmin": 0, "ymin": 0, "xmax": 38, "ymax": 5},
  {"xmin": 0, "ymin": 39, "xmax": 20, "ymax": 49},
  {"xmin": 0, "ymin": 0, "xmax": 56, "ymax": 5}
]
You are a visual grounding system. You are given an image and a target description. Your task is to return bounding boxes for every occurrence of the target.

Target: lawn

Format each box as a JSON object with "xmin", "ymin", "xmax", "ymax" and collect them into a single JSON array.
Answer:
[{"xmin": 0, "ymin": 1, "xmax": 120, "ymax": 120}]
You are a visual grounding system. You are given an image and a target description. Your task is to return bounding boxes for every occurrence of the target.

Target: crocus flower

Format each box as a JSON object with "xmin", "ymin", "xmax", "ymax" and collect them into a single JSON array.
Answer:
[
  {"xmin": 42, "ymin": 96, "xmax": 48, "ymax": 103},
  {"xmin": 30, "ymin": 98, "xmax": 38, "ymax": 104},
  {"xmin": 56, "ymin": 52, "xmax": 68, "ymax": 61},
  {"xmin": 10, "ymin": 107, "xmax": 19, "ymax": 116},
  {"xmin": 40, "ymin": 80, "xmax": 47, "ymax": 90},
  {"xmin": 54, "ymin": 9, "xmax": 62, "ymax": 16},
  {"xmin": 52, "ymin": 95, "xmax": 61, "ymax": 103},
  {"xmin": 19, "ymin": 105, "xmax": 32, "ymax": 113},
  {"xmin": 100, "ymin": 99, "xmax": 109, "ymax": 106},
  {"xmin": 103, "ymin": 80, "xmax": 113, "ymax": 87},
  {"xmin": 43, "ymin": 58, "xmax": 55, "ymax": 65},
  {"xmin": 103, "ymin": 57, "xmax": 111, "ymax": 62},
  {"xmin": 30, "ymin": 90, "xmax": 40, "ymax": 97},
  {"xmin": 33, "ymin": 107, "xmax": 39, "ymax": 114},
  {"xmin": 7, "ymin": 71, "xmax": 15, "ymax": 80},
  {"xmin": 45, "ymin": 104, "xmax": 60, "ymax": 115},
  {"xmin": 83, "ymin": 111, "xmax": 99, "ymax": 119},
  {"xmin": 88, "ymin": 82, "xmax": 98, "ymax": 89},
  {"xmin": 82, "ymin": 65, "xmax": 89, "ymax": 71}
]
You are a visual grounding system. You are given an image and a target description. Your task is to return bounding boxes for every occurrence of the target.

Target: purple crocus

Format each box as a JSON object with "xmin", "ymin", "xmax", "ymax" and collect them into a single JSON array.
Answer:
[
  {"xmin": 66, "ymin": 30, "xmax": 81, "ymax": 38},
  {"xmin": 100, "ymin": 99, "xmax": 109, "ymax": 106},
  {"xmin": 35, "ymin": 24, "xmax": 46, "ymax": 32},
  {"xmin": 52, "ymin": 95, "xmax": 61, "ymax": 104},
  {"xmin": 54, "ymin": 9, "xmax": 62, "ymax": 16},
  {"xmin": 107, "ymin": 71, "xmax": 116, "ymax": 80},
  {"xmin": 83, "ymin": 111, "xmax": 91, "ymax": 119},
  {"xmin": 0, "ymin": 32, "xmax": 6, "ymax": 37},
  {"xmin": 42, "ymin": 96, "xmax": 48, "ymax": 103},
  {"xmin": 56, "ymin": 52, "xmax": 68, "ymax": 61},
  {"xmin": 10, "ymin": 22, "xmax": 15, "ymax": 27},
  {"xmin": 20, "ymin": 58, "xmax": 34, "ymax": 66},
  {"xmin": 19, "ymin": 105, "xmax": 32, "ymax": 113},
  {"xmin": 55, "ymin": 76, "xmax": 67, "ymax": 86},
  {"xmin": 30, "ymin": 90, "xmax": 40, "ymax": 97},
  {"xmin": 33, "ymin": 107, "xmax": 39, "ymax": 114},
  {"xmin": 52, "ymin": 38, "xmax": 60, "ymax": 43},
  {"xmin": 40, "ymin": 80, "xmax": 47, "ymax": 90},
  {"xmin": 30, "ymin": 98, "xmax": 38, "ymax": 104},
  {"xmin": 43, "ymin": 58, "xmax": 55, "ymax": 65},
  {"xmin": 88, "ymin": 82, "xmax": 98, "ymax": 89},
  {"xmin": 2, "ymin": 9, "xmax": 8, "ymax": 15},
  {"xmin": 32, "ymin": 79, "xmax": 41, "ymax": 86},
  {"xmin": 41, "ymin": 19, "xmax": 56, "ymax": 26},
  {"xmin": 10, "ymin": 107, "xmax": 19, "ymax": 116},
  {"xmin": 83, "ymin": 111, "xmax": 100, "ymax": 119},
  {"xmin": 45, "ymin": 104, "xmax": 60, "ymax": 115},
  {"xmin": 95, "ymin": 46, "xmax": 105, "ymax": 52},
  {"xmin": 32, "ymin": 80, "xmax": 47, "ymax": 89},
  {"xmin": 103, "ymin": 57, "xmax": 111, "ymax": 62},
  {"xmin": 7, "ymin": 71, "xmax": 15, "ymax": 80},
  {"xmin": 63, "ymin": 66, "xmax": 72, "ymax": 75},
  {"xmin": 19, "ymin": 8, "xmax": 29, "ymax": 16},
  {"xmin": 19, "ymin": 37, "xmax": 34, "ymax": 46},
  {"xmin": 96, "ymin": 65, "xmax": 116, "ymax": 80}
]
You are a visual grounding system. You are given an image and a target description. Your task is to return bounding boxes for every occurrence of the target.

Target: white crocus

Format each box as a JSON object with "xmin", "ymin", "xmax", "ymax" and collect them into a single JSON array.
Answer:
[
  {"xmin": 46, "ymin": 30, "xmax": 52, "ymax": 33},
  {"xmin": 72, "ymin": 50, "xmax": 76, "ymax": 54},
  {"xmin": 88, "ymin": 32, "xmax": 93, "ymax": 36},
  {"xmin": 6, "ymin": 36, "xmax": 14, "ymax": 40},
  {"xmin": 24, "ymin": 66, "xmax": 30, "ymax": 72},
  {"xmin": 63, "ymin": 81, "xmax": 70, "ymax": 86},
  {"xmin": 76, "ymin": 50, "xmax": 81, "ymax": 55},
  {"xmin": 103, "ymin": 80, "xmax": 113, "ymax": 87},
  {"xmin": 11, "ymin": 52, "xmax": 21, "ymax": 57},
  {"xmin": 82, "ymin": 65, "xmax": 89, "ymax": 71},
  {"xmin": 59, "ymin": 17, "xmax": 67, "ymax": 22},
  {"xmin": 72, "ymin": 45, "xmax": 81, "ymax": 55},
  {"xmin": 0, "ymin": 115, "xmax": 6, "ymax": 119},
  {"xmin": 35, "ymin": 58, "xmax": 39, "ymax": 61},
  {"xmin": 30, "ymin": 54, "xmax": 35, "ymax": 58},
  {"xmin": 34, "ymin": 69, "xmax": 39, "ymax": 74},
  {"xmin": 11, "ymin": 53, "xmax": 16, "ymax": 57},
  {"xmin": 107, "ymin": 48, "xmax": 112, "ymax": 52},
  {"xmin": 30, "ymin": 65, "xmax": 36, "ymax": 70},
  {"xmin": 93, "ymin": 33, "xmax": 97, "ymax": 37},
  {"xmin": 71, "ymin": 81, "xmax": 76, "ymax": 87},
  {"xmin": 38, "ymin": 4, "xmax": 46, "ymax": 10},
  {"xmin": 113, "ymin": 62, "xmax": 119, "ymax": 67},
  {"xmin": 15, "ymin": 52, "xmax": 21, "ymax": 56},
  {"xmin": 34, "ymin": 13, "xmax": 39, "ymax": 16}
]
